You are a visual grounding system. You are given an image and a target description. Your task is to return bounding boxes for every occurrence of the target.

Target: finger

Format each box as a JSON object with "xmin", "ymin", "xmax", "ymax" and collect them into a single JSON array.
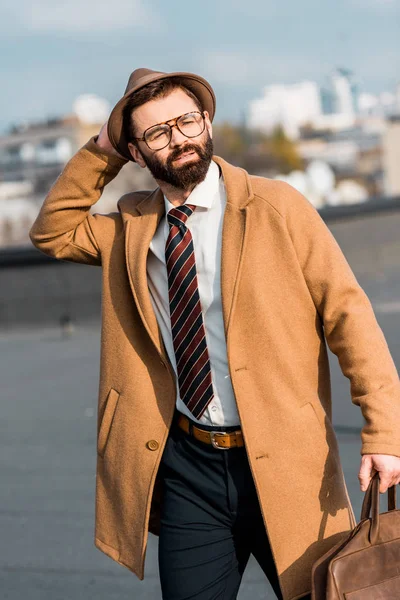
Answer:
[
  {"xmin": 358, "ymin": 457, "xmax": 374, "ymax": 491},
  {"xmin": 358, "ymin": 456, "xmax": 373, "ymax": 474},
  {"xmin": 388, "ymin": 473, "xmax": 400, "ymax": 489},
  {"xmin": 360, "ymin": 469, "xmax": 378, "ymax": 492},
  {"xmin": 379, "ymin": 474, "xmax": 392, "ymax": 494}
]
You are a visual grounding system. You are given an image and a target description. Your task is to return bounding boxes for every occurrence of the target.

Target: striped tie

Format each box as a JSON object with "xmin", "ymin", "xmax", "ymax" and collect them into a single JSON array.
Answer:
[{"xmin": 165, "ymin": 204, "xmax": 214, "ymax": 419}]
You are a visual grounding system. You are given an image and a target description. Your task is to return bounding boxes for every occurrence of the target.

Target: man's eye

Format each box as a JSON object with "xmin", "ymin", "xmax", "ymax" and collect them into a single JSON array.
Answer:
[{"xmin": 149, "ymin": 130, "xmax": 166, "ymax": 140}]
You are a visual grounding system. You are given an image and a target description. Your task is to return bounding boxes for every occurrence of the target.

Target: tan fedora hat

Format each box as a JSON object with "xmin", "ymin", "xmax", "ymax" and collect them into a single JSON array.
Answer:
[{"xmin": 107, "ymin": 67, "xmax": 216, "ymax": 161}]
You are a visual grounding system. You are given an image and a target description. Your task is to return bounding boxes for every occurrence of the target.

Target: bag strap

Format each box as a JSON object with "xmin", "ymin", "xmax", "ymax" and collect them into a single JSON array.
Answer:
[
  {"xmin": 360, "ymin": 472, "xmax": 397, "ymax": 545},
  {"xmin": 389, "ymin": 483, "xmax": 397, "ymax": 511}
]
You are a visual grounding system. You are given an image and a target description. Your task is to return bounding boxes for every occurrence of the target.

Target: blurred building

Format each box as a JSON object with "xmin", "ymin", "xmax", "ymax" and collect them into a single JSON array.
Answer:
[
  {"xmin": 247, "ymin": 67, "xmax": 400, "ymax": 199},
  {"xmin": 248, "ymin": 68, "xmax": 362, "ymax": 140},
  {"xmin": 0, "ymin": 95, "xmax": 155, "ymax": 247},
  {"xmin": 331, "ymin": 68, "xmax": 358, "ymax": 117},
  {"xmin": 298, "ymin": 124, "xmax": 384, "ymax": 194},
  {"xmin": 247, "ymin": 81, "xmax": 322, "ymax": 139},
  {"xmin": 358, "ymin": 85, "xmax": 400, "ymax": 119},
  {"xmin": 0, "ymin": 118, "xmax": 97, "ymax": 194},
  {"xmin": 382, "ymin": 115, "xmax": 400, "ymax": 196}
]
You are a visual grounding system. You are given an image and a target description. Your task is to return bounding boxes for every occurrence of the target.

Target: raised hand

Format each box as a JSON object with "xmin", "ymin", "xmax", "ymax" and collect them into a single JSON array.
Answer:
[{"xmin": 96, "ymin": 120, "xmax": 126, "ymax": 160}]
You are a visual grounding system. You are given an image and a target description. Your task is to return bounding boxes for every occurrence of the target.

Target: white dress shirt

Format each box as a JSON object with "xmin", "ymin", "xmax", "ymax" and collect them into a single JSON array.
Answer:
[{"xmin": 146, "ymin": 159, "xmax": 241, "ymax": 427}]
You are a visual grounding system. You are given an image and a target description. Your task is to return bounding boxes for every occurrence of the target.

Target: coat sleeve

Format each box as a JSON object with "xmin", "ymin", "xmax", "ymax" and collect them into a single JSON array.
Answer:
[
  {"xmin": 29, "ymin": 135, "xmax": 128, "ymax": 265},
  {"xmin": 282, "ymin": 182, "xmax": 400, "ymax": 458}
]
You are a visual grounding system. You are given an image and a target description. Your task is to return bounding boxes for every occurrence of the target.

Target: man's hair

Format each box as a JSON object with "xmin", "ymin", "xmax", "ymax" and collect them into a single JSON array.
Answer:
[{"xmin": 122, "ymin": 77, "xmax": 203, "ymax": 145}]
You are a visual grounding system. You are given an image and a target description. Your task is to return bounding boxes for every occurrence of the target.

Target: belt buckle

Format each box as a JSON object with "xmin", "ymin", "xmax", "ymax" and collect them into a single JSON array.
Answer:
[{"xmin": 210, "ymin": 431, "xmax": 230, "ymax": 450}]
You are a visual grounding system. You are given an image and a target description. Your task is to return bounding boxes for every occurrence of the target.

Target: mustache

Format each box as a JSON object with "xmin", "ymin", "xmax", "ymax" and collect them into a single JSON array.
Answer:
[{"xmin": 168, "ymin": 144, "xmax": 201, "ymax": 163}]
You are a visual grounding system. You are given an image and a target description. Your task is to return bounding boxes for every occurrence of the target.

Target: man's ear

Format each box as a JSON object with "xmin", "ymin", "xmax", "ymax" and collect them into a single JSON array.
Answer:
[{"xmin": 128, "ymin": 142, "xmax": 146, "ymax": 168}]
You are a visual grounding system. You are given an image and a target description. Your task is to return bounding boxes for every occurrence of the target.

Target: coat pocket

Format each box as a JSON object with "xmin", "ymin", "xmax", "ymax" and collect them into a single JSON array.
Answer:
[
  {"xmin": 97, "ymin": 387, "xmax": 121, "ymax": 457},
  {"xmin": 302, "ymin": 400, "xmax": 341, "ymax": 479}
]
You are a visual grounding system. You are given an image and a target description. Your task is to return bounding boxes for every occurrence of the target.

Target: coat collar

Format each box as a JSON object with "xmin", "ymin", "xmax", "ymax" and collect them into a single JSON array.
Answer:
[
  {"xmin": 119, "ymin": 156, "xmax": 253, "ymax": 363},
  {"xmin": 117, "ymin": 155, "xmax": 254, "ymax": 219}
]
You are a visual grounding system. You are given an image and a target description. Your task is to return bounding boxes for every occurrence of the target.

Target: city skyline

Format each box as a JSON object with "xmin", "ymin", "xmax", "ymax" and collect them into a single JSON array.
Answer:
[{"xmin": 1, "ymin": 0, "xmax": 399, "ymax": 134}]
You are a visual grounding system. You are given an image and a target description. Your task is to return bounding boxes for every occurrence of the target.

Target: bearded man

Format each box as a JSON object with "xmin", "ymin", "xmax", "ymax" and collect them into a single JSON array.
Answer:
[{"xmin": 29, "ymin": 68, "xmax": 400, "ymax": 600}]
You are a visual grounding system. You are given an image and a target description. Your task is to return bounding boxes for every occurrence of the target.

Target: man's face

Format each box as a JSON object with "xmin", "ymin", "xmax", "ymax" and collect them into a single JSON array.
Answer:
[{"xmin": 127, "ymin": 88, "xmax": 214, "ymax": 190}]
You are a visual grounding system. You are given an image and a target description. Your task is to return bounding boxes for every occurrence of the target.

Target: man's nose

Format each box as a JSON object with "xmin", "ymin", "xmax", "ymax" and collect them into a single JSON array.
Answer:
[{"xmin": 169, "ymin": 125, "xmax": 188, "ymax": 147}]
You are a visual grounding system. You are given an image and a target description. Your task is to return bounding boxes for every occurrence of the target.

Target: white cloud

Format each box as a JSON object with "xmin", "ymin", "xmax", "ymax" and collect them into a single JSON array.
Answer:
[{"xmin": 3, "ymin": 0, "xmax": 160, "ymax": 33}]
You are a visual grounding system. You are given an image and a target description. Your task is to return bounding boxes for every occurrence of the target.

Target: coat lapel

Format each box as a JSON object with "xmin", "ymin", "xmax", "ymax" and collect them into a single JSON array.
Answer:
[
  {"xmin": 212, "ymin": 156, "xmax": 254, "ymax": 337},
  {"xmin": 121, "ymin": 187, "xmax": 167, "ymax": 359}
]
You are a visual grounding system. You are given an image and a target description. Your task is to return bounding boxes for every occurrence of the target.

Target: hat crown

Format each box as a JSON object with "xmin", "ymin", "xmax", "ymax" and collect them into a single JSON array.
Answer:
[{"xmin": 125, "ymin": 68, "xmax": 164, "ymax": 94}]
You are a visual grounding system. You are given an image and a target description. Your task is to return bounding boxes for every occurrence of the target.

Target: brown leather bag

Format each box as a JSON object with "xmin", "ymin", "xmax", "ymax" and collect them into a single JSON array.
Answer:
[{"xmin": 311, "ymin": 472, "xmax": 399, "ymax": 599}]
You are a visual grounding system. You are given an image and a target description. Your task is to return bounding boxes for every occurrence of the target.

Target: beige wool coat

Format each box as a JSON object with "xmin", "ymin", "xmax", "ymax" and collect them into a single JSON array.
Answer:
[{"xmin": 29, "ymin": 136, "xmax": 400, "ymax": 600}]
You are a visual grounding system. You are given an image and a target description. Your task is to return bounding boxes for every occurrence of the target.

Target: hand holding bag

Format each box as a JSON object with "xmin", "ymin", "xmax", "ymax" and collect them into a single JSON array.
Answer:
[{"xmin": 311, "ymin": 472, "xmax": 399, "ymax": 599}]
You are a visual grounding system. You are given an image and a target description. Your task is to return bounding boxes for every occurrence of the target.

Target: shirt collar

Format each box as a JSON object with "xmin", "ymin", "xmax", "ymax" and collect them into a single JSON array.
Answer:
[{"xmin": 164, "ymin": 159, "xmax": 221, "ymax": 213}]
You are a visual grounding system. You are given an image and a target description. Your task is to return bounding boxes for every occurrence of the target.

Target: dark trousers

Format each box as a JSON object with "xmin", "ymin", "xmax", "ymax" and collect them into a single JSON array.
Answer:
[{"xmin": 158, "ymin": 411, "xmax": 311, "ymax": 600}]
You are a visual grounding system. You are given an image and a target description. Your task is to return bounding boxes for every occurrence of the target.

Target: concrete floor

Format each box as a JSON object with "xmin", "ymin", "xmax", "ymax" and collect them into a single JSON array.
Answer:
[{"xmin": 1, "ymin": 294, "xmax": 399, "ymax": 599}]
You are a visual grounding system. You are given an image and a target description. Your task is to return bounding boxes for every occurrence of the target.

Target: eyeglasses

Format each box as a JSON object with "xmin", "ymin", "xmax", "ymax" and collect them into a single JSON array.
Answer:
[{"xmin": 133, "ymin": 111, "xmax": 206, "ymax": 151}]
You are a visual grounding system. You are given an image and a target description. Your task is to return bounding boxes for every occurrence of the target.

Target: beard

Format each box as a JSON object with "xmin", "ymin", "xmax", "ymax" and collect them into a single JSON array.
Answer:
[{"xmin": 139, "ymin": 131, "xmax": 214, "ymax": 190}]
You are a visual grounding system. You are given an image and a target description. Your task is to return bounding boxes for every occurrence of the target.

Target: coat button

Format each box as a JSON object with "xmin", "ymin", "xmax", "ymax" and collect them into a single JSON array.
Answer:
[{"xmin": 146, "ymin": 440, "xmax": 159, "ymax": 451}]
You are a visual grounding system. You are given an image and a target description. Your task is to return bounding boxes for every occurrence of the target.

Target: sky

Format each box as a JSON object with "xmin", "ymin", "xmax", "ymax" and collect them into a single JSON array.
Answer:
[{"xmin": 1, "ymin": 0, "xmax": 399, "ymax": 134}]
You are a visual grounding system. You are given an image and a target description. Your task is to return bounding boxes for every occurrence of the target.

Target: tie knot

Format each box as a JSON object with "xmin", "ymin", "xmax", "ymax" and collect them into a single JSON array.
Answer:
[{"xmin": 167, "ymin": 204, "xmax": 195, "ymax": 228}]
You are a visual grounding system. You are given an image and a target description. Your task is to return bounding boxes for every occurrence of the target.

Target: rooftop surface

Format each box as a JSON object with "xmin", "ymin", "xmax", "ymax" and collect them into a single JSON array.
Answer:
[{"xmin": 1, "ymin": 303, "xmax": 399, "ymax": 598}]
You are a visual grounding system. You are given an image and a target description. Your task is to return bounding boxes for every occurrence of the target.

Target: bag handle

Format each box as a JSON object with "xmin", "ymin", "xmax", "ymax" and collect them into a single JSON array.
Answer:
[{"xmin": 360, "ymin": 472, "xmax": 397, "ymax": 544}]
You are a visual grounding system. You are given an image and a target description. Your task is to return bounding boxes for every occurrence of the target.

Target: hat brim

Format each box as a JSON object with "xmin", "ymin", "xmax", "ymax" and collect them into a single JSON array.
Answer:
[{"xmin": 107, "ymin": 71, "xmax": 216, "ymax": 162}]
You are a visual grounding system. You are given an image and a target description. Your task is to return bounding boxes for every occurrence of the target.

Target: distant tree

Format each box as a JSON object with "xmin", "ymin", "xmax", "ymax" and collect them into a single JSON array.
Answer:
[
  {"xmin": 213, "ymin": 122, "xmax": 303, "ymax": 175},
  {"xmin": 213, "ymin": 122, "xmax": 246, "ymax": 161},
  {"xmin": 269, "ymin": 125, "xmax": 303, "ymax": 173}
]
